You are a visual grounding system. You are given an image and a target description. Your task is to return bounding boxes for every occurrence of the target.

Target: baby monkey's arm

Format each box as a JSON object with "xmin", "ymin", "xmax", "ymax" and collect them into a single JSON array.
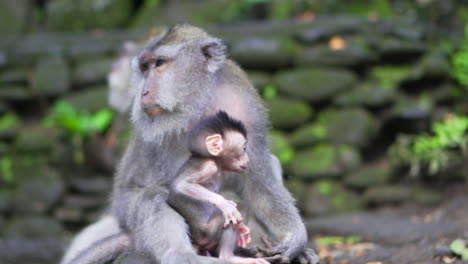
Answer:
[{"xmin": 175, "ymin": 159, "xmax": 244, "ymax": 227}]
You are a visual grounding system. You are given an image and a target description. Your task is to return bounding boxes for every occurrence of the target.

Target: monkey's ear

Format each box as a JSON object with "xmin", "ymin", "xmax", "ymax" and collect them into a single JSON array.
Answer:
[
  {"xmin": 201, "ymin": 39, "xmax": 226, "ymax": 73},
  {"xmin": 206, "ymin": 134, "xmax": 224, "ymax": 156}
]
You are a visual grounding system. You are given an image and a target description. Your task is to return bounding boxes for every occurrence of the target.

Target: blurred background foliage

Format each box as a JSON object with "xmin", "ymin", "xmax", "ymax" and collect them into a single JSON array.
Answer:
[{"xmin": 0, "ymin": 0, "xmax": 468, "ymax": 263}]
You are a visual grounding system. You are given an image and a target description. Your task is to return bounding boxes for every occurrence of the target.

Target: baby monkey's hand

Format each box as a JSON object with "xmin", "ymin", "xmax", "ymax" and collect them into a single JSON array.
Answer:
[{"xmin": 217, "ymin": 199, "xmax": 244, "ymax": 227}]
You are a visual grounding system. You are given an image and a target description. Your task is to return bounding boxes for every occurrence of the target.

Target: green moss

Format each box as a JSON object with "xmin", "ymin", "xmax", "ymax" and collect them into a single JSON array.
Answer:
[
  {"xmin": 274, "ymin": 68, "xmax": 357, "ymax": 102},
  {"xmin": 289, "ymin": 144, "xmax": 337, "ymax": 179},
  {"xmin": 269, "ymin": 131, "xmax": 295, "ymax": 165},
  {"xmin": 317, "ymin": 181, "xmax": 333, "ymax": 195},
  {"xmin": 262, "ymin": 84, "xmax": 278, "ymax": 100},
  {"xmin": 0, "ymin": 113, "xmax": 20, "ymax": 133},
  {"xmin": 289, "ymin": 123, "xmax": 328, "ymax": 148},
  {"xmin": 265, "ymin": 96, "xmax": 313, "ymax": 129},
  {"xmin": 371, "ymin": 65, "xmax": 411, "ymax": 89}
]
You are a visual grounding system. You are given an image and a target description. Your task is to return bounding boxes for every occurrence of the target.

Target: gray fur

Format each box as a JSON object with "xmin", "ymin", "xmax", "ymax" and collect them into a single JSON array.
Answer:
[
  {"xmin": 62, "ymin": 24, "xmax": 317, "ymax": 264},
  {"xmin": 68, "ymin": 233, "xmax": 130, "ymax": 264}
]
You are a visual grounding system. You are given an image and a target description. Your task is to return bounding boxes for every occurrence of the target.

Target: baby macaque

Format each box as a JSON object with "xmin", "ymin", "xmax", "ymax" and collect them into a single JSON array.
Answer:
[{"xmin": 169, "ymin": 111, "xmax": 269, "ymax": 264}]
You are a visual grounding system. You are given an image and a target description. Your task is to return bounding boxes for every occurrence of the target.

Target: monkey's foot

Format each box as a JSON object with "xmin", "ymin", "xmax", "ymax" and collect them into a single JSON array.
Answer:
[
  {"xmin": 234, "ymin": 246, "xmax": 257, "ymax": 257},
  {"xmin": 256, "ymin": 237, "xmax": 290, "ymax": 264}
]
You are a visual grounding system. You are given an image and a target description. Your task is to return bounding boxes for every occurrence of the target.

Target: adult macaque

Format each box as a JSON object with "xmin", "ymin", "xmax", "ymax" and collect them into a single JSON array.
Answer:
[
  {"xmin": 169, "ymin": 110, "xmax": 268, "ymax": 264},
  {"xmin": 61, "ymin": 24, "xmax": 319, "ymax": 264}
]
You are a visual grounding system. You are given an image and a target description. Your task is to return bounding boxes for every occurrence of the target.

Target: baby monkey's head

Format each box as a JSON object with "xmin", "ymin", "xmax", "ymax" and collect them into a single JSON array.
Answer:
[{"xmin": 188, "ymin": 111, "xmax": 249, "ymax": 172}]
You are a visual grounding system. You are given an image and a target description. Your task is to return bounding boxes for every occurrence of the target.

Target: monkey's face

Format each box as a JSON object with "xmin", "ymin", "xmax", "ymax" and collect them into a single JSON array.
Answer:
[
  {"xmin": 220, "ymin": 132, "xmax": 249, "ymax": 172},
  {"xmin": 130, "ymin": 25, "xmax": 227, "ymax": 142},
  {"xmin": 133, "ymin": 43, "xmax": 195, "ymax": 116}
]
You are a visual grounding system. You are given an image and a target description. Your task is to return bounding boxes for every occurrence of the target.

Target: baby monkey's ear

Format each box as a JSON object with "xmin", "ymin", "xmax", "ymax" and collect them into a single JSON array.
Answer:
[
  {"xmin": 206, "ymin": 134, "xmax": 224, "ymax": 156},
  {"xmin": 201, "ymin": 38, "xmax": 226, "ymax": 73}
]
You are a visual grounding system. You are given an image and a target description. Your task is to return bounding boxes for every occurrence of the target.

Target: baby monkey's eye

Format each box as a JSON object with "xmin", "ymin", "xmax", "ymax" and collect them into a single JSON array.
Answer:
[
  {"xmin": 156, "ymin": 58, "xmax": 166, "ymax": 67},
  {"xmin": 243, "ymin": 146, "xmax": 246, "ymax": 152}
]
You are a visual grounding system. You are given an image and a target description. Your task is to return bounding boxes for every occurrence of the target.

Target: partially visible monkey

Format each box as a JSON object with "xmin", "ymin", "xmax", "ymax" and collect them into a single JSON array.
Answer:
[
  {"xmin": 169, "ymin": 111, "xmax": 268, "ymax": 264},
  {"xmin": 61, "ymin": 24, "xmax": 319, "ymax": 264}
]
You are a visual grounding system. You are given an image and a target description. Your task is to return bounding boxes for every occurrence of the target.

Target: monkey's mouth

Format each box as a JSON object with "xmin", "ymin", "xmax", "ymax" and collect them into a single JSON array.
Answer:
[{"xmin": 143, "ymin": 104, "xmax": 165, "ymax": 116}]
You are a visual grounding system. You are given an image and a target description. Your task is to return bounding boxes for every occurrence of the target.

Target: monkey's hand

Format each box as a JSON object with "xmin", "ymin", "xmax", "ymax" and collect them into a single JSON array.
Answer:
[
  {"xmin": 216, "ymin": 199, "xmax": 243, "ymax": 227},
  {"xmin": 235, "ymin": 222, "xmax": 251, "ymax": 248}
]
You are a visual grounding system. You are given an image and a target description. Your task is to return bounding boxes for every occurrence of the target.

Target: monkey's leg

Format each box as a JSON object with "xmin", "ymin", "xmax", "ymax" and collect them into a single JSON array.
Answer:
[
  {"xmin": 218, "ymin": 227, "xmax": 269, "ymax": 264},
  {"xmin": 114, "ymin": 186, "xmax": 228, "ymax": 264},
  {"xmin": 243, "ymin": 145, "xmax": 319, "ymax": 263}
]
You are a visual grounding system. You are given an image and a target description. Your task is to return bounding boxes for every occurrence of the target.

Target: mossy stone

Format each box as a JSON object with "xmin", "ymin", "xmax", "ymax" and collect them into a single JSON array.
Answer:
[
  {"xmin": 296, "ymin": 38, "xmax": 375, "ymax": 67},
  {"xmin": 373, "ymin": 37, "xmax": 426, "ymax": 57},
  {"xmin": 265, "ymin": 96, "xmax": 313, "ymax": 129},
  {"xmin": 289, "ymin": 123, "xmax": 327, "ymax": 148},
  {"xmin": 302, "ymin": 181, "xmax": 364, "ymax": 216},
  {"xmin": 364, "ymin": 185, "xmax": 412, "ymax": 204},
  {"xmin": 230, "ymin": 36, "xmax": 300, "ymax": 69},
  {"xmin": 274, "ymin": 68, "xmax": 357, "ymax": 102},
  {"xmin": 46, "ymin": 0, "xmax": 132, "ymax": 31},
  {"xmin": 288, "ymin": 144, "xmax": 361, "ymax": 180},
  {"xmin": 63, "ymin": 86, "xmax": 109, "ymax": 113},
  {"xmin": 0, "ymin": 0, "xmax": 29, "ymax": 34},
  {"xmin": 371, "ymin": 65, "xmax": 411, "ymax": 90},
  {"xmin": 344, "ymin": 162, "xmax": 392, "ymax": 189},
  {"xmin": 14, "ymin": 167, "xmax": 65, "ymax": 214},
  {"xmin": 0, "ymin": 85, "xmax": 31, "ymax": 101},
  {"xmin": 412, "ymin": 188, "xmax": 443, "ymax": 205},
  {"xmin": 15, "ymin": 124, "xmax": 58, "ymax": 153},
  {"xmin": 333, "ymin": 81, "xmax": 396, "ymax": 107},
  {"xmin": 31, "ymin": 55, "xmax": 70, "ymax": 96},
  {"xmin": 318, "ymin": 108, "xmax": 379, "ymax": 148},
  {"xmin": 4, "ymin": 216, "xmax": 64, "ymax": 238},
  {"xmin": 72, "ymin": 57, "xmax": 114, "ymax": 86},
  {"xmin": 0, "ymin": 112, "xmax": 21, "ymax": 140}
]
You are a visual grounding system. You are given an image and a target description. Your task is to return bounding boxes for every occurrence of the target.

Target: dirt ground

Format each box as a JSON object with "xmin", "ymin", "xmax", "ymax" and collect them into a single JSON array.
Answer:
[{"xmin": 306, "ymin": 182, "xmax": 468, "ymax": 264}]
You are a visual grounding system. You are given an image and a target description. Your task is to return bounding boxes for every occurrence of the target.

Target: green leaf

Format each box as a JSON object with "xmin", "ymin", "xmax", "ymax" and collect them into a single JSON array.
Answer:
[
  {"xmin": 450, "ymin": 239, "xmax": 466, "ymax": 255},
  {"xmin": 90, "ymin": 109, "xmax": 114, "ymax": 132}
]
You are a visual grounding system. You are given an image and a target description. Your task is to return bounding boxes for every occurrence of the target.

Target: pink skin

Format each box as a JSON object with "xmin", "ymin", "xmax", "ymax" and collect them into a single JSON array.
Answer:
[{"xmin": 236, "ymin": 222, "xmax": 251, "ymax": 248}]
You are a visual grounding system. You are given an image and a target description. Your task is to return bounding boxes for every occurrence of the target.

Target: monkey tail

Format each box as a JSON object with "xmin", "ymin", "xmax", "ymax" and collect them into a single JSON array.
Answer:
[{"xmin": 67, "ymin": 232, "xmax": 130, "ymax": 264}]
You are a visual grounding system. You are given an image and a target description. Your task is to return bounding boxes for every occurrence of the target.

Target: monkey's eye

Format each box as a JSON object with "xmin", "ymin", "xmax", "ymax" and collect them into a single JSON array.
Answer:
[
  {"xmin": 140, "ymin": 62, "xmax": 150, "ymax": 73},
  {"xmin": 243, "ymin": 146, "xmax": 246, "ymax": 152},
  {"xmin": 155, "ymin": 58, "xmax": 166, "ymax": 67}
]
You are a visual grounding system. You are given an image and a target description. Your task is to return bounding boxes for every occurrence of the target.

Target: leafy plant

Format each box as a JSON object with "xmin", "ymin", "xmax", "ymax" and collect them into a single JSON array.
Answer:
[
  {"xmin": 43, "ymin": 100, "xmax": 114, "ymax": 163},
  {"xmin": 452, "ymin": 24, "xmax": 468, "ymax": 88},
  {"xmin": 389, "ymin": 114, "xmax": 468, "ymax": 176},
  {"xmin": 450, "ymin": 239, "xmax": 468, "ymax": 260}
]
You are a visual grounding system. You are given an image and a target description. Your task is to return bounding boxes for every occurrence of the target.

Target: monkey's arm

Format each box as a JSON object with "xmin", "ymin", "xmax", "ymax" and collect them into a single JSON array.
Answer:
[{"xmin": 175, "ymin": 163, "xmax": 243, "ymax": 227}]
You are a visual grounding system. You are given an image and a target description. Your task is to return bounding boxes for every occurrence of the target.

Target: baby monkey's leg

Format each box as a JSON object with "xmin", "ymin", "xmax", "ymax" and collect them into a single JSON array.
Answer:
[{"xmin": 218, "ymin": 226, "xmax": 269, "ymax": 264}]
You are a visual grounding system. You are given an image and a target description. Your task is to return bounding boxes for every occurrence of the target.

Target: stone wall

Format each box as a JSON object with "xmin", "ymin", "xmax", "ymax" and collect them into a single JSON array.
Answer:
[{"xmin": 0, "ymin": 10, "xmax": 467, "ymax": 264}]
